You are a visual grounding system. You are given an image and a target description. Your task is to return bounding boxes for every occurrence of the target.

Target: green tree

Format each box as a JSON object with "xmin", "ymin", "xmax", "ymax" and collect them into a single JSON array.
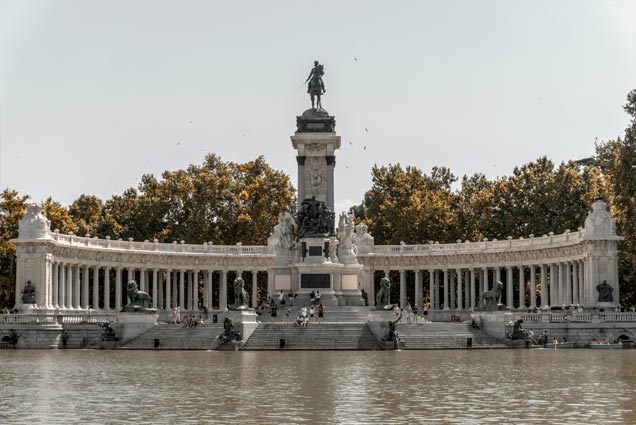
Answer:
[
  {"xmin": 0, "ymin": 189, "xmax": 29, "ymax": 309},
  {"xmin": 596, "ymin": 89, "xmax": 636, "ymax": 305}
]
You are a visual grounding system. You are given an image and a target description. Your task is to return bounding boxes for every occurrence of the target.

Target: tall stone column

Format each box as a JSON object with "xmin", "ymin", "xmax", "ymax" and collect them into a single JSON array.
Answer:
[
  {"xmin": 518, "ymin": 266, "xmax": 524, "ymax": 310},
  {"xmin": 52, "ymin": 262, "xmax": 59, "ymax": 309},
  {"xmin": 434, "ymin": 270, "xmax": 440, "ymax": 309},
  {"xmin": 399, "ymin": 270, "xmax": 406, "ymax": 308},
  {"xmin": 104, "ymin": 267, "xmax": 111, "ymax": 310},
  {"xmin": 115, "ymin": 267, "xmax": 122, "ymax": 310},
  {"xmin": 92, "ymin": 266, "xmax": 99, "ymax": 310},
  {"xmin": 443, "ymin": 269, "xmax": 449, "ymax": 310},
  {"xmin": 192, "ymin": 271, "xmax": 199, "ymax": 310},
  {"xmin": 428, "ymin": 269, "xmax": 435, "ymax": 310},
  {"xmin": 414, "ymin": 269, "xmax": 422, "ymax": 313},
  {"xmin": 220, "ymin": 269, "xmax": 228, "ymax": 311},
  {"xmin": 59, "ymin": 264, "xmax": 66, "ymax": 309},
  {"xmin": 368, "ymin": 268, "xmax": 376, "ymax": 307},
  {"xmin": 66, "ymin": 264, "xmax": 74, "ymax": 309},
  {"xmin": 456, "ymin": 268, "xmax": 463, "ymax": 310},
  {"xmin": 559, "ymin": 263, "xmax": 566, "ymax": 306},
  {"xmin": 495, "ymin": 268, "xmax": 501, "ymax": 285},
  {"xmin": 72, "ymin": 264, "xmax": 80, "ymax": 309},
  {"xmin": 449, "ymin": 270, "xmax": 456, "ymax": 310},
  {"xmin": 483, "ymin": 268, "xmax": 489, "ymax": 292},
  {"xmin": 165, "ymin": 270, "xmax": 172, "ymax": 310},
  {"xmin": 157, "ymin": 270, "xmax": 164, "ymax": 310},
  {"xmin": 179, "ymin": 270, "xmax": 185, "ymax": 308},
  {"xmin": 470, "ymin": 269, "xmax": 476, "ymax": 309},
  {"xmin": 578, "ymin": 260, "xmax": 584, "ymax": 305},
  {"xmin": 549, "ymin": 264, "xmax": 557, "ymax": 307},
  {"xmin": 172, "ymin": 270, "xmax": 178, "ymax": 308},
  {"xmin": 152, "ymin": 269, "xmax": 158, "ymax": 308},
  {"xmin": 82, "ymin": 265, "xmax": 90, "ymax": 309},
  {"xmin": 127, "ymin": 268, "xmax": 134, "ymax": 286},
  {"xmin": 252, "ymin": 270, "xmax": 258, "ymax": 308},
  {"xmin": 530, "ymin": 265, "xmax": 536, "ymax": 308},
  {"xmin": 506, "ymin": 266, "xmax": 513, "ymax": 308},
  {"xmin": 188, "ymin": 271, "xmax": 194, "ymax": 310},
  {"xmin": 541, "ymin": 264, "xmax": 548, "ymax": 308},
  {"xmin": 139, "ymin": 269, "xmax": 146, "ymax": 292}
]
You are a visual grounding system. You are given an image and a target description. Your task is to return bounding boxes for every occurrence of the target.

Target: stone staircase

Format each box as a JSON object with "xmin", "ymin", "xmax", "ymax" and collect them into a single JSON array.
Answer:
[
  {"xmin": 399, "ymin": 321, "xmax": 509, "ymax": 349},
  {"xmin": 120, "ymin": 322, "xmax": 225, "ymax": 350},
  {"xmin": 242, "ymin": 322, "xmax": 382, "ymax": 350},
  {"xmin": 257, "ymin": 305, "xmax": 371, "ymax": 323}
]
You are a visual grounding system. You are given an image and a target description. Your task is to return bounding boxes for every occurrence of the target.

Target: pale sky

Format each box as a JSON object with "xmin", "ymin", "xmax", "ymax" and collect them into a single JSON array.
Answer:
[{"xmin": 1, "ymin": 1, "xmax": 635, "ymax": 215}]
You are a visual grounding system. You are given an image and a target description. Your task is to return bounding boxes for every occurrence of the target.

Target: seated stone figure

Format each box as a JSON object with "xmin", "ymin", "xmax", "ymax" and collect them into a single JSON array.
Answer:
[
  {"xmin": 596, "ymin": 280, "xmax": 614, "ymax": 303},
  {"xmin": 376, "ymin": 276, "xmax": 391, "ymax": 309},
  {"xmin": 121, "ymin": 280, "xmax": 155, "ymax": 313},
  {"xmin": 21, "ymin": 281, "xmax": 36, "ymax": 304}
]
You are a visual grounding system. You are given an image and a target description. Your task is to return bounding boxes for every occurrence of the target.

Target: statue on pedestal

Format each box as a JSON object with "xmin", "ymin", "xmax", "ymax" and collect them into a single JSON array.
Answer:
[
  {"xmin": 376, "ymin": 276, "xmax": 391, "ymax": 309},
  {"xmin": 296, "ymin": 196, "xmax": 335, "ymax": 239},
  {"xmin": 596, "ymin": 280, "xmax": 614, "ymax": 303},
  {"xmin": 219, "ymin": 317, "xmax": 241, "ymax": 343},
  {"xmin": 476, "ymin": 281, "xmax": 504, "ymax": 311},
  {"xmin": 305, "ymin": 61, "xmax": 326, "ymax": 110},
  {"xmin": 230, "ymin": 276, "xmax": 250, "ymax": 310},
  {"xmin": 21, "ymin": 281, "xmax": 36, "ymax": 304},
  {"xmin": 121, "ymin": 281, "xmax": 155, "ymax": 313}
]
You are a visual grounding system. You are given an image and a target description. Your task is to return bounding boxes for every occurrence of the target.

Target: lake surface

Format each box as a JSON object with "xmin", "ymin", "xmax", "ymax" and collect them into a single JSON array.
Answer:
[{"xmin": 1, "ymin": 349, "xmax": 635, "ymax": 424}]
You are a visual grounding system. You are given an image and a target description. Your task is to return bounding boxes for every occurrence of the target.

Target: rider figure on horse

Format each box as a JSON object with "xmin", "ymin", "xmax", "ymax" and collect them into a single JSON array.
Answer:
[{"xmin": 306, "ymin": 61, "xmax": 326, "ymax": 109}]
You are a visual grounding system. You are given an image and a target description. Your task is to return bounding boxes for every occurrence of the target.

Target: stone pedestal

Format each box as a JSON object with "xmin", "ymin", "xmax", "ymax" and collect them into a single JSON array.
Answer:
[
  {"xmin": 223, "ymin": 309, "xmax": 258, "ymax": 342},
  {"xmin": 117, "ymin": 313, "xmax": 158, "ymax": 343},
  {"xmin": 367, "ymin": 309, "xmax": 398, "ymax": 343}
]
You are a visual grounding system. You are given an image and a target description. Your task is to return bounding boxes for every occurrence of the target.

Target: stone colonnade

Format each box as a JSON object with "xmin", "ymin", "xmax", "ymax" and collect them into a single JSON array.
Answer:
[
  {"xmin": 44, "ymin": 263, "xmax": 267, "ymax": 312},
  {"xmin": 362, "ymin": 260, "xmax": 587, "ymax": 312}
]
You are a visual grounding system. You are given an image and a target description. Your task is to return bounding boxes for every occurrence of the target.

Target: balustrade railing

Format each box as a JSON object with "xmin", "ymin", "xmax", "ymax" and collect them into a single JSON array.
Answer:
[
  {"xmin": 514, "ymin": 311, "xmax": 636, "ymax": 323},
  {"xmin": 0, "ymin": 313, "xmax": 117, "ymax": 325}
]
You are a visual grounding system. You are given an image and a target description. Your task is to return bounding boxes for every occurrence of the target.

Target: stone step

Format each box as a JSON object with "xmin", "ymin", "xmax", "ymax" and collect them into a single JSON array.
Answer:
[
  {"xmin": 121, "ymin": 322, "xmax": 225, "ymax": 350},
  {"xmin": 243, "ymin": 323, "xmax": 381, "ymax": 350}
]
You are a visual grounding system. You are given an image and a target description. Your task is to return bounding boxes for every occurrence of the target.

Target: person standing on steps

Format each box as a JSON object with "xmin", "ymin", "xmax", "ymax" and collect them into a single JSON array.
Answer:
[
  {"xmin": 316, "ymin": 291, "xmax": 321, "ymax": 305},
  {"xmin": 309, "ymin": 304, "xmax": 316, "ymax": 322},
  {"xmin": 285, "ymin": 306, "xmax": 291, "ymax": 323},
  {"xmin": 317, "ymin": 303, "xmax": 325, "ymax": 323},
  {"xmin": 279, "ymin": 290, "xmax": 285, "ymax": 308}
]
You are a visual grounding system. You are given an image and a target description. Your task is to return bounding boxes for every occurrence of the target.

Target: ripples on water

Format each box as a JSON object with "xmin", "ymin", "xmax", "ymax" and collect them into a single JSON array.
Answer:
[{"xmin": 1, "ymin": 349, "xmax": 636, "ymax": 424}]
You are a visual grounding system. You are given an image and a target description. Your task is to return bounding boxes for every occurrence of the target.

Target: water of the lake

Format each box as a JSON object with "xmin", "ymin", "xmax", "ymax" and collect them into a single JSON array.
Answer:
[{"xmin": 1, "ymin": 349, "xmax": 635, "ymax": 424}]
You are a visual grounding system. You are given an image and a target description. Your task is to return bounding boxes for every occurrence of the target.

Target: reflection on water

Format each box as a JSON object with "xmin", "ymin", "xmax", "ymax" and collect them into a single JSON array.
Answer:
[{"xmin": 1, "ymin": 349, "xmax": 636, "ymax": 424}]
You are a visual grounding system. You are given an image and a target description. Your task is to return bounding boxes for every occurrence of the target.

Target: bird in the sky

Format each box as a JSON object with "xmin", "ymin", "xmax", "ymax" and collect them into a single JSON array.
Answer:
[
  {"xmin": 364, "ymin": 128, "xmax": 368, "ymax": 132},
  {"xmin": 363, "ymin": 146, "xmax": 367, "ymax": 150},
  {"xmin": 177, "ymin": 142, "xmax": 181, "ymax": 146},
  {"xmin": 349, "ymin": 141, "xmax": 353, "ymax": 145},
  {"xmin": 354, "ymin": 57, "xmax": 358, "ymax": 61},
  {"xmin": 189, "ymin": 121, "xmax": 192, "ymax": 124}
]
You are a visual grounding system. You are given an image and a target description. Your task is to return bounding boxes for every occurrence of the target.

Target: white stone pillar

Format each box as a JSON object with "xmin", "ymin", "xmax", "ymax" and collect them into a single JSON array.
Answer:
[
  {"xmin": 82, "ymin": 265, "xmax": 90, "ymax": 309},
  {"xmin": 67, "ymin": 264, "xmax": 74, "ymax": 309},
  {"xmin": 559, "ymin": 263, "xmax": 566, "ymax": 306},
  {"xmin": 157, "ymin": 270, "xmax": 164, "ymax": 310},
  {"xmin": 572, "ymin": 262, "xmax": 579, "ymax": 305},
  {"xmin": 434, "ymin": 270, "xmax": 440, "ymax": 309},
  {"xmin": 72, "ymin": 265, "xmax": 80, "ymax": 309},
  {"xmin": 152, "ymin": 269, "xmax": 158, "ymax": 308},
  {"xmin": 506, "ymin": 266, "xmax": 513, "ymax": 308},
  {"xmin": 518, "ymin": 266, "xmax": 524, "ymax": 309},
  {"xmin": 192, "ymin": 271, "xmax": 199, "ymax": 310},
  {"xmin": 115, "ymin": 267, "xmax": 122, "ymax": 310},
  {"xmin": 495, "ymin": 267, "xmax": 501, "ymax": 285},
  {"xmin": 188, "ymin": 271, "xmax": 194, "ymax": 310},
  {"xmin": 104, "ymin": 267, "xmax": 111, "ymax": 310},
  {"xmin": 367, "ymin": 268, "xmax": 375, "ymax": 307},
  {"xmin": 470, "ymin": 269, "xmax": 476, "ymax": 309},
  {"xmin": 52, "ymin": 262, "xmax": 59, "ymax": 309},
  {"xmin": 127, "ymin": 268, "xmax": 134, "ymax": 286},
  {"xmin": 449, "ymin": 270, "xmax": 456, "ymax": 310},
  {"xmin": 428, "ymin": 269, "xmax": 435, "ymax": 310},
  {"xmin": 456, "ymin": 269, "xmax": 463, "ymax": 310},
  {"xmin": 220, "ymin": 269, "xmax": 228, "ymax": 310},
  {"xmin": 578, "ymin": 260, "xmax": 585, "ymax": 306},
  {"xmin": 550, "ymin": 264, "xmax": 557, "ymax": 307},
  {"xmin": 172, "ymin": 270, "xmax": 178, "ymax": 308},
  {"xmin": 541, "ymin": 264, "xmax": 548, "ymax": 308},
  {"xmin": 92, "ymin": 266, "xmax": 99, "ymax": 310},
  {"xmin": 165, "ymin": 270, "xmax": 172, "ymax": 309},
  {"xmin": 399, "ymin": 270, "xmax": 406, "ymax": 308},
  {"xmin": 139, "ymin": 269, "xmax": 146, "ymax": 292},
  {"xmin": 59, "ymin": 264, "xmax": 66, "ymax": 309},
  {"xmin": 443, "ymin": 269, "xmax": 449, "ymax": 310},
  {"xmin": 484, "ymin": 268, "xmax": 489, "ymax": 292},
  {"xmin": 565, "ymin": 262, "xmax": 573, "ymax": 306},
  {"xmin": 252, "ymin": 270, "xmax": 258, "ymax": 308},
  {"xmin": 530, "ymin": 265, "xmax": 536, "ymax": 308},
  {"xmin": 179, "ymin": 270, "xmax": 185, "ymax": 308},
  {"xmin": 415, "ymin": 269, "xmax": 422, "ymax": 313}
]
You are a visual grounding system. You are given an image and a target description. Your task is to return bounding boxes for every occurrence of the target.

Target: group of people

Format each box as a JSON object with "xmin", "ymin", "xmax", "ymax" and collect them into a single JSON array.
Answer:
[
  {"xmin": 292, "ymin": 303, "xmax": 325, "ymax": 326},
  {"xmin": 182, "ymin": 315, "xmax": 205, "ymax": 328}
]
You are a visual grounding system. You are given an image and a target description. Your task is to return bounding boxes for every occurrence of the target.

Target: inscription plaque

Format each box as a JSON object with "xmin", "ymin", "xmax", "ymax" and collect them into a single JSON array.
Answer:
[
  {"xmin": 308, "ymin": 246, "xmax": 323, "ymax": 256},
  {"xmin": 301, "ymin": 273, "xmax": 331, "ymax": 289}
]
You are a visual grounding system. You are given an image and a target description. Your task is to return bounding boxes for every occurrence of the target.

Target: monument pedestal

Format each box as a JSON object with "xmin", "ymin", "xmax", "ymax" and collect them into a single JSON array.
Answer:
[
  {"xmin": 223, "ymin": 309, "xmax": 258, "ymax": 342},
  {"xmin": 117, "ymin": 313, "xmax": 158, "ymax": 343}
]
